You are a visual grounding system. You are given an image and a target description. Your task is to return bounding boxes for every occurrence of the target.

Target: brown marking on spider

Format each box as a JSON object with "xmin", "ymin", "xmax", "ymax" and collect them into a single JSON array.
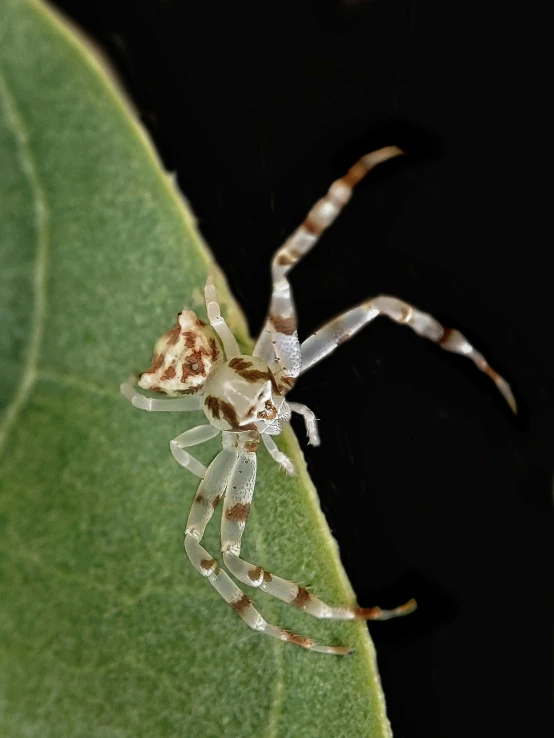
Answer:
[
  {"xmin": 277, "ymin": 252, "xmax": 296, "ymax": 266},
  {"xmin": 161, "ymin": 365, "xmax": 176, "ymax": 380},
  {"xmin": 483, "ymin": 364, "xmax": 500, "ymax": 382},
  {"xmin": 182, "ymin": 331, "xmax": 197, "ymax": 349},
  {"xmin": 263, "ymin": 570, "xmax": 273, "ymax": 583},
  {"xmin": 228, "ymin": 357, "xmax": 253, "ymax": 371},
  {"xmin": 291, "ymin": 586, "xmax": 312, "ymax": 609},
  {"xmin": 143, "ymin": 353, "xmax": 164, "ymax": 375},
  {"xmin": 230, "ymin": 594, "xmax": 251, "ymax": 614},
  {"xmin": 247, "ymin": 566, "xmax": 264, "ymax": 582},
  {"xmin": 244, "ymin": 440, "xmax": 259, "ymax": 453},
  {"xmin": 200, "ymin": 558, "xmax": 220, "ymax": 575},
  {"xmin": 281, "ymin": 630, "xmax": 313, "ymax": 649},
  {"xmin": 219, "ymin": 399, "xmax": 239, "ymax": 428},
  {"xmin": 438, "ymin": 327, "xmax": 454, "ymax": 346},
  {"xmin": 205, "ymin": 395, "xmax": 221, "ymax": 419},
  {"xmin": 194, "ymin": 492, "xmax": 205, "ymax": 503},
  {"xmin": 269, "ymin": 314, "xmax": 296, "ymax": 336},
  {"xmin": 303, "ymin": 214, "xmax": 325, "ymax": 236},
  {"xmin": 341, "ymin": 161, "xmax": 368, "ymax": 189},
  {"xmin": 354, "ymin": 605, "xmax": 382, "ymax": 619},
  {"xmin": 166, "ymin": 325, "xmax": 181, "ymax": 346},
  {"xmin": 225, "ymin": 503, "xmax": 251, "ymax": 522},
  {"xmin": 257, "ymin": 399, "xmax": 278, "ymax": 421},
  {"xmin": 212, "ymin": 495, "xmax": 221, "ymax": 509},
  {"xmin": 209, "ymin": 337, "xmax": 220, "ymax": 361}
]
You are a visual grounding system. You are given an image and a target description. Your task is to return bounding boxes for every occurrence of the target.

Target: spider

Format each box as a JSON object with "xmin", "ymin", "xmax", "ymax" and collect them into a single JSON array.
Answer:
[{"xmin": 121, "ymin": 146, "xmax": 515, "ymax": 655}]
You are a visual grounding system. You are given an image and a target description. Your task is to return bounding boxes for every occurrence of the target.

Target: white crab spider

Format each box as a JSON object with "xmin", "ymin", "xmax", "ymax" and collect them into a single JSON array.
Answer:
[{"xmin": 121, "ymin": 146, "xmax": 516, "ymax": 655}]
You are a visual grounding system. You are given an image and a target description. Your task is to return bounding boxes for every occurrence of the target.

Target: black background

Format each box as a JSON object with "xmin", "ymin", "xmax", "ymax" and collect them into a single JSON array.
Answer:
[{"xmin": 52, "ymin": 2, "xmax": 552, "ymax": 736}]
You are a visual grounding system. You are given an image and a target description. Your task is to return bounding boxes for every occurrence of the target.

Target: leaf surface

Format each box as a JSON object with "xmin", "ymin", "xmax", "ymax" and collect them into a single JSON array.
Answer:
[{"xmin": 0, "ymin": 1, "xmax": 392, "ymax": 736}]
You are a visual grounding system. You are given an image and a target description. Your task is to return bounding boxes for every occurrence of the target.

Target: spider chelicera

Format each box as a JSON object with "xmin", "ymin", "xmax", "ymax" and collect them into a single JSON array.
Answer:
[{"xmin": 121, "ymin": 146, "xmax": 515, "ymax": 654}]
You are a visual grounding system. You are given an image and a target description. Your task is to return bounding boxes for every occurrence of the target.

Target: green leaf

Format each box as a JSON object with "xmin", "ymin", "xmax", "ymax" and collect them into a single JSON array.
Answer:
[{"xmin": 0, "ymin": 1, "xmax": 393, "ymax": 735}]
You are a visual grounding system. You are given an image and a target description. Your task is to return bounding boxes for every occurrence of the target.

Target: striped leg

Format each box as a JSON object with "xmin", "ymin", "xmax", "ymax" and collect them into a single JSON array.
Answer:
[
  {"xmin": 222, "ymin": 442, "xmax": 416, "ymax": 629},
  {"xmin": 170, "ymin": 424, "xmax": 221, "ymax": 478},
  {"xmin": 214, "ymin": 437, "xmax": 353, "ymax": 654},
  {"xmin": 299, "ymin": 295, "xmax": 516, "ymax": 411},
  {"xmin": 253, "ymin": 146, "xmax": 404, "ymax": 393},
  {"xmin": 204, "ymin": 271, "xmax": 240, "ymax": 359}
]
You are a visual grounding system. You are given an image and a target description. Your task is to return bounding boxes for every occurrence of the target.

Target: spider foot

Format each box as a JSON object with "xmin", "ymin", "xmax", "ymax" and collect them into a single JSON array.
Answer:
[{"xmin": 355, "ymin": 597, "xmax": 417, "ymax": 621}]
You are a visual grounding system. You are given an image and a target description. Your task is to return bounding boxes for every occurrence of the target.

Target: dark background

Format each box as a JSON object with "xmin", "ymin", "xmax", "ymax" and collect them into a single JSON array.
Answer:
[{"xmin": 52, "ymin": 2, "xmax": 552, "ymax": 736}]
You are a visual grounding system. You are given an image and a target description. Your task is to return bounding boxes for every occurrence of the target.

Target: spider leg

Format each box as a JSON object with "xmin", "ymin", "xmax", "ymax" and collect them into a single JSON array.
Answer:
[
  {"xmin": 288, "ymin": 402, "xmax": 320, "ymax": 445},
  {"xmin": 170, "ymin": 424, "xmax": 221, "ymax": 478},
  {"xmin": 299, "ymin": 296, "xmax": 516, "ymax": 411},
  {"xmin": 222, "ymin": 440, "xmax": 415, "ymax": 626},
  {"xmin": 262, "ymin": 434, "xmax": 296, "ymax": 474},
  {"xmin": 121, "ymin": 376, "xmax": 202, "ymax": 411},
  {"xmin": 204, "ymin": 271, "xmax": 240, "ymax": 359},
  {"xmin": 185, "ymin": 439, "xmax": 348, "ymax": 654},
  {"xmin": 253, "ymin": 146, "xmax": 404, "ymax": 392}
]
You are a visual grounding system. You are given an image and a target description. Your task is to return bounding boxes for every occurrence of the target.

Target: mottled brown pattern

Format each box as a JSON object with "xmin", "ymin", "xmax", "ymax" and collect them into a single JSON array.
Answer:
[
  {"xmin": 230, "ymin": 594, "xmax": 251, "ymax": 614},
  {"xmin": 182, "ymin": 331, "xmax": 197, "ymax": 349},
  {"xmin": 219, "ymin": 399, "xmax": 239, "ymax": 428},
  {"xmin": 225, "ymin": 503, "xmax": 251, "ymax": 522},
  {"xmin": 269, "ymin": 314, "xmax": 296, "ymax": 336},
  {"xmin": 263, "ymin": 570, "xmax": 273, "ymax": 583},
  {"xmin": 244, "ymin": 440, "xmax": 259, "ymax": 453},
  {"xmin": 161, "ymin": 365, "xmax": 176, "ymax": 380},
  {"xmin": 212, "ymin": 494, "xmax": 221, "ymax": 509},
  {"xmin": 194, "ymin": 493, "xmax": 205, "ymax": 503},
  {"xmin": 145, "ymin": 353, "xmax": 164, "ymax": 374},
  {"xmin": 205, "ymin": 395, "xmax": 221, "ymax": 419},
  {"xmin": 281, "ymin": 630, "xmax": 312, "ymax": 649},
  {"xmin": 291, "ymin": 586, "xmax": 312, "ymax": 609}
]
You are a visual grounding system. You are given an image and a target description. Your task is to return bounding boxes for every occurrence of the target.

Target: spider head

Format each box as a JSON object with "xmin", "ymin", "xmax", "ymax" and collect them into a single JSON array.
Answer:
[
  {"xmin": 138, "ymin": 310, "xmax": 222, "ymax": 396},
  {"xmin": 202, "ymin": 355, "xmax": 284, "ymax": 431}
]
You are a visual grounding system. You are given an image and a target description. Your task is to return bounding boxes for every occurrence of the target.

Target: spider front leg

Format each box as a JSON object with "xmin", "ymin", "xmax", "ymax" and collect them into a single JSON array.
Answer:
[
  {"xmin": 222, "ymin": 437, "xmax": 416, "ymax": 630},
  {"xmin": 288, "ymin": 402, "xmax": 320, "ymax": 445},
  {"xmin": 299, "ymin": 296, "xmax": 516, "ymax": 411},
  {"xmin": 170, "ymin": 424, "xmax": 221, "ymax": 478},
  {"xmin": 253, "ymin": 146, "xmax": 404, "ymax": 392},
  {"xmin": 186, "ymin": 435, "xmax": 350, "ymax": 654}
]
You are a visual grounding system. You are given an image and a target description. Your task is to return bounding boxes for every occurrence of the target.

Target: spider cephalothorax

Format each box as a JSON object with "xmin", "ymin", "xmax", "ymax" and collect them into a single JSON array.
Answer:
[
  {"xmin": 122, "ymin": 146, "xmax": 515, "ymax": 655},
  {"xmin": 202, "ymin": 355, "xmax": 288, "ymax": 432}
]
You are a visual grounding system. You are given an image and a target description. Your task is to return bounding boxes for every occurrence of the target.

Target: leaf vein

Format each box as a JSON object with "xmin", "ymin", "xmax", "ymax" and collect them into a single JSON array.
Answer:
[{"xmin": 0, "ymin": 65, "xmax": 49, "ymax": 458}]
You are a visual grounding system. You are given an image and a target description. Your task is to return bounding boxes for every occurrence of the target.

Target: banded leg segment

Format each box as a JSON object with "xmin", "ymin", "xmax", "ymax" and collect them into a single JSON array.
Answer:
[
  {"xmin": 221, "ymin": 453, "xmax": 416, "ymax": 622},
  {"xmin": 300, "ymin": 295, "xmax": 516, "ymax": 411},
  {"xmin": 187, "ymin": 444, "xmax": 349, "ymax": 654},
  {"xmin": 254, "ymin": 146, "xmax": 405, "ymax": 392}
]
